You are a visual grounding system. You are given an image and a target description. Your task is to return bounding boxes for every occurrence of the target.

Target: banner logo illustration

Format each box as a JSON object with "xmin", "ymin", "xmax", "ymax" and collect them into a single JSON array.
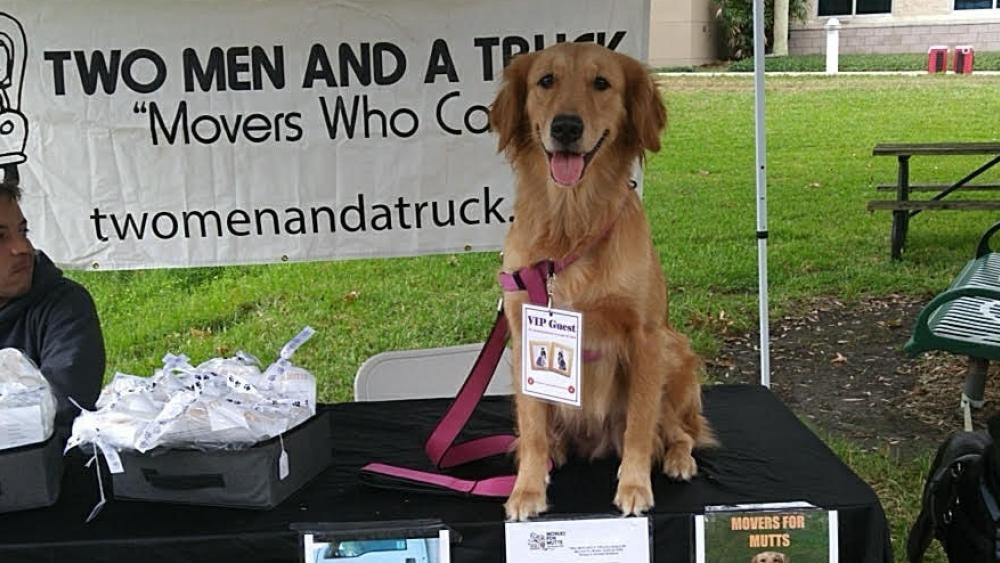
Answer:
[{"xmin": 0, "ymin": 12, "xmax": 27, "ymax": 185}]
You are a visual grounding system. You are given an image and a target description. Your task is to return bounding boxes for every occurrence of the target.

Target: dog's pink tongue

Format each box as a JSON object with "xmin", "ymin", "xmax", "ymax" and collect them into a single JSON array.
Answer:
[{"xmin": 550, "ymin": 152, "xmax": 584, "ymax": 186}]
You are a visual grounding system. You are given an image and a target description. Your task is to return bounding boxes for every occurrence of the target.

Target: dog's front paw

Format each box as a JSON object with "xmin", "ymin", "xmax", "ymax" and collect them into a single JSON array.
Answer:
[
  {"xmin": 663, "ymin": 449, "xmax": 698, "ymax": 481},
  {"xmin": 614, "ymin": 479, "xmax": 654, "ymax": 516},
  {"xmin": 505, "ymin": 486, "xmax": 548, "ymax": 521}
]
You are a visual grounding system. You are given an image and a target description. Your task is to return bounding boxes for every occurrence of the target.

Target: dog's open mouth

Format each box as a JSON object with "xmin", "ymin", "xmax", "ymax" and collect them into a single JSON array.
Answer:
[{"xmin": 547, "ymin": 130, "xmax": 608, "ymax": 187}]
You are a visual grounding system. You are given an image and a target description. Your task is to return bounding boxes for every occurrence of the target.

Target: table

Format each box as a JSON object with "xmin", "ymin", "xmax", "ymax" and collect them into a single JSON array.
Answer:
[
  {"xmin": 868, "ymin": 142, "xmax": 1000, "ymax": 259},
  {"xmin": 0, "ymin": 385, "xmax": 892, "ymax": 563}
]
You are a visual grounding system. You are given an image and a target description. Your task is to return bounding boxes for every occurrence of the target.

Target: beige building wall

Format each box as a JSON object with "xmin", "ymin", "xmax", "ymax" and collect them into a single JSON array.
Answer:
[
  {"xmin": 648, "ymin": 0, "xmax": 720, "ymax": 66},
  {"xmin": 791, "ymin": 0, "xmax": 1000, "ymax": 54}
]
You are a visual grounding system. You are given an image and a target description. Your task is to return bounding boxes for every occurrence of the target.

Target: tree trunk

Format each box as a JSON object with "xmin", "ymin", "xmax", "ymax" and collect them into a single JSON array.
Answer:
[{"xmin": 773, "ymin": 0, "xmax": 789, "ymax": 56}]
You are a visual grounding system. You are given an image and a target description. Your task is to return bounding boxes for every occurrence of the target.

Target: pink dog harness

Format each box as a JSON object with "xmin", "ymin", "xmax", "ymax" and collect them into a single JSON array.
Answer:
[{"xmin": 359, "ymin": 186, "xmax": 634, "ymax": 497}]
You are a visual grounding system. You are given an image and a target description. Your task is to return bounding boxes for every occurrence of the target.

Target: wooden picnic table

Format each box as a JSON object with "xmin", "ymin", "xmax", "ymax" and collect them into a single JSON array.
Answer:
[{"xmin": 868, "ymin": 141, "xmax": 1000, "ymax": 259}]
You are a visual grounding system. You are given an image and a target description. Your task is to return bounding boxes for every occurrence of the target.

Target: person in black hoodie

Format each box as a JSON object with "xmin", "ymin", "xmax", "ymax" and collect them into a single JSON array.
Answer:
[{"xmin": 0, "ymin": 181, "xmax": 105, "ymax": 434}]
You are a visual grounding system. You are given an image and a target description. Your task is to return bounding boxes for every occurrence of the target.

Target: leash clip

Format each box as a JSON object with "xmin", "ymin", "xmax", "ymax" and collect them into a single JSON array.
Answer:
[{"xmin": 545, "ymin": 260, "xmax": 555, "ymax": 309}]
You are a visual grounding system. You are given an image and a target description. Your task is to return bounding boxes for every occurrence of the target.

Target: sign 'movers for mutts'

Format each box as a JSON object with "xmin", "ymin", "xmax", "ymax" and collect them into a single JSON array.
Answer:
[
  {"xmin": 0, "ymin": 0, "xmax": 648, "ymax": 269},
  {"xmin": 695, "ymin": 503, "xmax": 839, "ymax": 563}
]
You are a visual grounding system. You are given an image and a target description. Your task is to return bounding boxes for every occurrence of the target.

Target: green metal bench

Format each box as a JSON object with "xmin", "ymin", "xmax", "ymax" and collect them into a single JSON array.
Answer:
[{"xmin": 906, "ymin": 219, "xmax": 1000, "ymax": 417}]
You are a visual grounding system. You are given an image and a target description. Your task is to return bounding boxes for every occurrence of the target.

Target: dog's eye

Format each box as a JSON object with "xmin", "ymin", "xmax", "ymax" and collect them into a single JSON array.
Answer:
[
  {"xmin": 594, "ymin": 76, "xmax": 611, "ymax": 91},
  {"xmin": 538, "ymin": 73, "xmax": 554, "ymax": 89}
]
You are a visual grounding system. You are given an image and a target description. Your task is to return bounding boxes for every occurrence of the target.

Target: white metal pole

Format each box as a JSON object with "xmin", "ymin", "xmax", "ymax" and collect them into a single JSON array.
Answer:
[
  {"xmin": 752, "ymin": 0, "xmax": 771, "ymax": 388},
  {"xmin": 825, "ymin": 18, "xmax": 841, "ymax": 75}
]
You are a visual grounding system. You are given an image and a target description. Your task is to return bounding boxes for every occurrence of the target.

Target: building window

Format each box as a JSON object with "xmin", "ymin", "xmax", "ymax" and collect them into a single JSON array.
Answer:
[
  {"xmin": 819, "ymin": 0, "xmax": 891, "ymax": 15},
  {"xmin": 955, "ymin": 0, "xmax": 995, "ymax": 9}
]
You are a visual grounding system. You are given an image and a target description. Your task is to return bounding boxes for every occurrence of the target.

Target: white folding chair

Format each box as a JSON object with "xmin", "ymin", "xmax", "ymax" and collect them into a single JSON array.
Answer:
[{"xmin": 353, "ymin": 343, "xmax": 514, "ymax": 401}]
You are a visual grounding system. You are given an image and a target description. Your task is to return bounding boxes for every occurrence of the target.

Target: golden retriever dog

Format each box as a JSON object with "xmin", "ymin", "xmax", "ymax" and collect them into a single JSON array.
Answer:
[
  {"xmin": 489, "ymin": 42, "xmax": 713, "ymax": 521},
  {"xmin": 751, "ymin": 552, "xmax": 788, "ymax": 563}
]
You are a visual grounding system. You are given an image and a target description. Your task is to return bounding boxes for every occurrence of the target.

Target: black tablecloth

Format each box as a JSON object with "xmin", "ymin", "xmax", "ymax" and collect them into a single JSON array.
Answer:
[{"xmin": 0, "ymin": 384, "xmax": 892, "ymax": 562}]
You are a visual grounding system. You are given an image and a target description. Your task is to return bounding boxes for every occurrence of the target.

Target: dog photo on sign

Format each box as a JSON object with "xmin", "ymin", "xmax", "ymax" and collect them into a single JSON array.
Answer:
[
  {"xmin": 490, "ymin": 42, "xmax": 714, "ymax": 521},
  {"xmin": 751, "ymin": 551, "xmax": 788, "ymax": 563},
  {"xmin": 529, "ymin": 341, "xmax": 552, "ymax": 370},
  {"xmin": 550, "ymin": 344, "xmax": 572, "ymax": 377}
]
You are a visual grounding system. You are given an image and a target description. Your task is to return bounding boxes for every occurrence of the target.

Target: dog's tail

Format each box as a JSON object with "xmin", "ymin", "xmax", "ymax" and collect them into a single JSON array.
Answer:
[
  {"xmin": 691, "ymin": 414, "xmax": 718, "ymax": 448},
  {"xmin": 687, "ymin": 397, "xmax": 718, "ymax": 449}
]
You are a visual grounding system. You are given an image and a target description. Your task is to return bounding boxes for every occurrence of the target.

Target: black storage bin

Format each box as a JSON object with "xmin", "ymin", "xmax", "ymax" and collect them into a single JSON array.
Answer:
[
  {"xmin": 0, "ymin": 433, "xmax": 64, "ymax": 513},
  {"xmin": 111, "ymin": 410, "xmax": 332, "ymax": 509}
]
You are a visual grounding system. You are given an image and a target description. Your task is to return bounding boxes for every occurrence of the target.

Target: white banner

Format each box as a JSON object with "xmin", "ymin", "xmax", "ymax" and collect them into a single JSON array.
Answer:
[{"xmin": 0, "ymin": 0, "xmax": 648, "ymax": 269}]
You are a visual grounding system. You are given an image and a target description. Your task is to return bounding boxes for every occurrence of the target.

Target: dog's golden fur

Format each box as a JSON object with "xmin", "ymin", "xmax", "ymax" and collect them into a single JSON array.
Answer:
[{"xmin": 489, "ymin": 42, "xmax": 713, "ymax": 521}]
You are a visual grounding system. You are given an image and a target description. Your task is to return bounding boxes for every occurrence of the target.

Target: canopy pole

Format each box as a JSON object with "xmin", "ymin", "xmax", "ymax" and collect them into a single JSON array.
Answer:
[{"xmin": 752, "ymin": 0, "xmax": 771, "ymax": 387}]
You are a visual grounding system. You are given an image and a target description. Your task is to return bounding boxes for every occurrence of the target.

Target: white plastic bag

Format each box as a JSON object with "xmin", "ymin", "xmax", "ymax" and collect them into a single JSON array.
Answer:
[
  {"xmin": 0, "ymin": 348, "xmax": 57, "ymax": 450},
  {"xmin": 68, "ymin": 327, "xmax": 317, "ymax": 457}
]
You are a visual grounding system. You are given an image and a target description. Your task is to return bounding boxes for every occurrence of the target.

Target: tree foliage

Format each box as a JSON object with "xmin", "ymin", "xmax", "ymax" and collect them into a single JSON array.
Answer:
[{"xmin": 714, "ymin": 0, "xmax": 808, "ymax": 60}]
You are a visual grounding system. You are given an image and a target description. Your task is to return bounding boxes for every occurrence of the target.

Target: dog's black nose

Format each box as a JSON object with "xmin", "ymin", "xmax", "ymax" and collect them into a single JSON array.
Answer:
[{"xmin": 550, "ymin": 114, "xmax": 583, "ymax": 146}]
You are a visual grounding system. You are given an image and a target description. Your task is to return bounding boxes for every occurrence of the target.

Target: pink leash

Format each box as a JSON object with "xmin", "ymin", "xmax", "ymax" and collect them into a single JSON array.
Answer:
[
  {"xmin": 359, "ymin": 186, "xmax": 633, "ymax": 497},
  {"xmin": 359, "ymin": 264, "xmax": 550, "ymax": 497}
]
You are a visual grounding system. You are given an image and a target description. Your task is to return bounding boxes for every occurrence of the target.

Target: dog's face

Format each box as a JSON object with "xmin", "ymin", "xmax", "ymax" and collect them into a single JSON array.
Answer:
[
  {"xmin": 489, "ymin": 42, "xmax": 665, "ymax": 188},
  {"xmin": 751, "ymin": 552, "xmax": 787, "ymax": 563}
]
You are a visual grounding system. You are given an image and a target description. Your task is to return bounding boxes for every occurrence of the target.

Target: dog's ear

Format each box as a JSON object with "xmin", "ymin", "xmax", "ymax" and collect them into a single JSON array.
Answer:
[
  {"xmin": 623, "ymin": 55, "xmax": 666, "ymax": 154},
  {"xmin": 490, "ymin": 52, "xmax": 534, "ymax": 155}
]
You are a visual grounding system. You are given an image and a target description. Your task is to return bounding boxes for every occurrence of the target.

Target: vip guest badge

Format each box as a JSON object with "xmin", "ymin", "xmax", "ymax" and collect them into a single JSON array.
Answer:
[{"xmin": 521, "ymin": 303, "xmax": 582, "ymax": 407}]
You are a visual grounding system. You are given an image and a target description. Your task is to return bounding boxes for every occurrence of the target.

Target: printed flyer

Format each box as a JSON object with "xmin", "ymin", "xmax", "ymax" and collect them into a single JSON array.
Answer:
[{"xmin": 505, "ymin": 516, "xmax": 650, "ymax": 563}]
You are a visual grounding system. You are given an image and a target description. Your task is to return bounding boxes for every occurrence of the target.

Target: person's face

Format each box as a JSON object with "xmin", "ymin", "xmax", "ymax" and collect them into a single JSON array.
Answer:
[{"xmin": 0, "ymin": 197, "xmax": 33, "ymax": 304}]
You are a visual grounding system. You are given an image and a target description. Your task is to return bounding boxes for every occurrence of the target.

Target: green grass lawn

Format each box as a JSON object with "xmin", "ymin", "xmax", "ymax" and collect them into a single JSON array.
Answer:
[{"xmin": 69, "ymin": 74, "xmax": 999, "ymax": 562}]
